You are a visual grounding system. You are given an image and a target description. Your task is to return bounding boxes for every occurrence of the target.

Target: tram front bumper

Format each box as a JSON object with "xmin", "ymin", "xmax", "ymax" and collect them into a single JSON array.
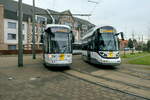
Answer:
[
  {"xmin": 91, "ymin": 57, "xmax": 121, "ymax": 66},
  {"xmin": 45, "ymin": 60, "xmax": 72, "ymax": 67},
  {"xmin": 100, "ymin": 62, "xmax": 121, "ymax": 66},
  {"xmin": 99, "ymin": 59, "xmax": 121, "ymax": 66},
  {"xmin": 45, "ymin": 62, "xmax": 72, "ymax": 67}
]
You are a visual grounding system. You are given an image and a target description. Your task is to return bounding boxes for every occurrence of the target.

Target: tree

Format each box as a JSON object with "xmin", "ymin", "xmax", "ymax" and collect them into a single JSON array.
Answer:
[
  {"xmin": 142, "ymin": 43, "xmax": 147, "ymax": 51},
  {"xmin": 128, "ymin": 38, "xmax": 133, "ymax": 48},
  {"xmin": 133, "ymin": 39, "xmax": 138, "ymax": 49},
  {"xmin": 147, "ymin": 40, "xmax": 150, "ymax": 52},
  {"xmin": 136, "ymin": 45, "xmax": 142, "ymax": 51}
]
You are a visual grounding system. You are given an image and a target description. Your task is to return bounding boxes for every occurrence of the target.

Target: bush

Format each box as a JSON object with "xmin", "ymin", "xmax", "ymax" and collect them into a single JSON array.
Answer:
[{"xmin": 147, "ymin": 40, "xmax": 150, "ymax": 52}]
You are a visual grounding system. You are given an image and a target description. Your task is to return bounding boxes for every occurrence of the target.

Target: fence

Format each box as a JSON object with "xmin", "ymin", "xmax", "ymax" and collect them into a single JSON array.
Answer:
[{"xmin": 0, "ymin": 50, "xmax": 43, "ymax": 55}]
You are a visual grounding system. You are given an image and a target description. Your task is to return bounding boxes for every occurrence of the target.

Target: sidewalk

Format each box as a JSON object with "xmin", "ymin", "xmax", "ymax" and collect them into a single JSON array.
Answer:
[{"xmin": 0, "ymin": 54, "xmax": 43, "ymax": 68}]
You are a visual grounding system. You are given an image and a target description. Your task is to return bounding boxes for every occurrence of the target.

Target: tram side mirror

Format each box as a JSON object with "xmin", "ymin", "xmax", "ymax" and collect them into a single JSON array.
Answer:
[
  {"xmin": 41, "ymin": 21, "xmax": 46, "ymax": 26},
  {"xmin": 114, "ymin": 33, "xmax": 120, "ymax": 36},
  {"xmin": 45, "ymin": 28, "xmax": 55, "ymax": 37},
  {"xmin": 40, "ymin": 34, "xmax": 44, "ymax": 43},
  {"xmin": 71, "ymin": 31, "xmax": 75, "ymax": 43},
  {"xmin": 115, "ymin": 32, "xmax": 124, "ymax": 41},
  {"xmin": 120, "ymin": 32, "xmax": 124, "ymax": 40},
  {"xmin": 44, "ymin": 28, "xmax": 51, "ymax": 33}
]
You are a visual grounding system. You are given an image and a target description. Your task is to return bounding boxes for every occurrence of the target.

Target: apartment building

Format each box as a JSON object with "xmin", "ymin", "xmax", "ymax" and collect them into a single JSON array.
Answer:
[{"xmin": 0, "ymin": 0, "xmax": 94, "ymax": 50}]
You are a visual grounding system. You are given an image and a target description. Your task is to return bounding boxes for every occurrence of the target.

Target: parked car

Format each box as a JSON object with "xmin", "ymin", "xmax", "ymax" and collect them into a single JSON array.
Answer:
[{"xmin": 124, "ymin": 48, "xmax": 130, "ymax": 51}]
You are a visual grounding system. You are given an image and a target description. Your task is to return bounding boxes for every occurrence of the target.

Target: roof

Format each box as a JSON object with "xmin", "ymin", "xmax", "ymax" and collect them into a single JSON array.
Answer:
[
  {"xmin": 59, "ymin": 10, "xmax": 75, "ymax": 22},
  {"xmin": 75, "ymin": 17, "xmax": 90, "ymax": 25},
  {"xmin": 120, "ymin": 39, "xmax": 128, "ymax": 43},
  {"xmin": 75, "ymin": 17, "xmax": 94, "ymax": 27},
  {"xmin": 0, "ymin": 0, "xmax": 95, "ymax": 27},
  {"xmin": 0, "ymin": 0, "xmax": 57, "ymax": 23}
]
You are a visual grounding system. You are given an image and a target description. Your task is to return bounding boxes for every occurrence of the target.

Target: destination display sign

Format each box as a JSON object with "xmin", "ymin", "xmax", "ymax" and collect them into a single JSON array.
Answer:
[
  {"xmin": 51, "ymin": 27, "xmax": 69, "ymax": 33},
  {"xmin": 99, "ymin": 29, "xmax": 116, "ymax": 33}
]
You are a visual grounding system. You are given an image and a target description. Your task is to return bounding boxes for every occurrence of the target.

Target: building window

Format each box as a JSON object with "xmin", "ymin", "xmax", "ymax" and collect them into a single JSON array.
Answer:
[
  {"xmin": 8, "ymin": 45, "xmax": 16, "ymax": 50},
  {"xmin": 64, "ymin": 22, "xmax": 72, "ymax": 28},
  {"xmin": 8, "ymin": 22, "xmax": 16, "ymax": 29},
  {"xmin": 22, "ymin": 24, "xmax": 25, "ymax": 30},
  {"xmin": 82, "ymin": 25, "xmax": 87, "ymax": 30},
  {"xmin": 36, "ymin": 15, "xmax": 47, "ymax": 24},
  {"xmin": 7, "ymin": 33, "xmax": 16, "ymax": 40},
  {"xmin": 22, "ymin": 34, "xmax": 25, "ymax": 40}
]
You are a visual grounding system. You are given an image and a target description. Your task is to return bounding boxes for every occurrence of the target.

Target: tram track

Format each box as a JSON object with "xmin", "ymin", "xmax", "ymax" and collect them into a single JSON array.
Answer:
[
  {"xmin": 73, "ymin": 55, "xmax": 150, "ymax": 80},
  {"xmin": 40, "ymin": 55, "xmax": 150, "ymax": 99},
  {"xmin": 72, "ymin": 67, "xmax": 150, "ymax": 90},
  {"xmin": 63, "ymin": 67, "xmax": 150, "ymax": 100},
  {"xmin": 117, "ymin": 69, "xmax": 150, "ymax": 80},
  {"xmin": 119, "ymin": 66, "xmax": 150, "ymax": 75},
  {"xmin": 116, "ymin": 65, "xmax": 150, "ymax": 80}
]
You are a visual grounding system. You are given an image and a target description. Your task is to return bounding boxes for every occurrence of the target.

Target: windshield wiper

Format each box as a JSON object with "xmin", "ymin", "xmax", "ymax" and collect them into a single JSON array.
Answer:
[
  {"xmin": 107, "ymin": 40, "xmax": 112, "ymax": 46},
  {"xmin": 106, "ymin": 40, "xmax": 116, "ymax": 51}
]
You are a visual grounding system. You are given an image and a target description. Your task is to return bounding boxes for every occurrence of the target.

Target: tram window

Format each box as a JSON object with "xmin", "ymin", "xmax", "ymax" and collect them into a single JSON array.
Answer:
[
  {"xmin": 83, "ymin": 45, "xmax": 85, "ymax": 50},
  {"xmin": 85, "ymin": 44, "xmax": 88, "ymax": 50},
  {"xmin": 91, "ymin": 40, "xmax": 94, "ymax": 51},
  {"xmin": 87, "ymin": 43, "xmax": 90, "ymax": 50},
  {"xmin": 81, "ymin": 44, "xmax": 83, "ymax": 50},
  {"xmin": 88, "ymin": 42, "xmax": 91, "ymax": 51},
  {"xmin": 84, "ymin": 44, "xmax": 86, "ymax": 50},
  {"xmin": 90, "ymin": 43, "xmax": 93, "ymax": 51},
  {"xmin": 44, "ymin": 34, "xmax": 48, "ymax": 53},
  {"xmin": 87, "ymin": 44, "xmax": 90, "ymax": 50},
  {"xmin": 82, "ymin": 44, "xmax": 85, "ymax": 50},
  {"xmin": 82, "ymin": 45, "xmax": 84, "ymax": 50}
]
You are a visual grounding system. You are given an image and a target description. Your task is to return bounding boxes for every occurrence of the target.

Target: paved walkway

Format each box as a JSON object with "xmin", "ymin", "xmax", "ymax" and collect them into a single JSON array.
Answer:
[{"xmin": 0, "ymin": 55, "xmax": 148, "ymax": 100}]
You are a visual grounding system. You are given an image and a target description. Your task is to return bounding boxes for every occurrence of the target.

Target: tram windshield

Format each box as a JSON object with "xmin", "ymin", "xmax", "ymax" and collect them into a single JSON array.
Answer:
[
  {"xmin": 99, "ymin": 33, "xmax": 118, "ymax": 51},
  {"xmin": 49, "ymin": 32, "xmax": 71, "ymax": 53}
]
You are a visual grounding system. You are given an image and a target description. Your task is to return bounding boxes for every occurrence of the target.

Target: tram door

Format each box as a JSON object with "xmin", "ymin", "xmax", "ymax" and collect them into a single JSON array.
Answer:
[{"xmin": 87, "ymin": 42, "xmax": 91, "ymax": 61}]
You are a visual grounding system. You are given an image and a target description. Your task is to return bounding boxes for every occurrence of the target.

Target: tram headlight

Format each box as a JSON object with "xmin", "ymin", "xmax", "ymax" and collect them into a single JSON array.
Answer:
[
  {"xmin": 116, "ymin": 52, "xmax": 120, "ymax": 57},
  {"xmin": 48, "ymin": 54, "xmax": 52, "ymax": 58},
  {"xmin": 99, "ymin": 52, "xmax": 107, "ymax": 57},
  {"xmin": 48, "ymin": 54, "xmax": 56, "ymax": 58}
]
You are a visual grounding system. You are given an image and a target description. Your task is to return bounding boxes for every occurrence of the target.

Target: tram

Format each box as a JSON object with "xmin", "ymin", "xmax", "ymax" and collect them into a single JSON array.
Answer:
[
  {"xmin": 81, "ymin": 26, "xmax": 124, "ymax": 66},
  {"xmin": 42, "ymin": 24, "xmax": 73, "ymax": 67}
]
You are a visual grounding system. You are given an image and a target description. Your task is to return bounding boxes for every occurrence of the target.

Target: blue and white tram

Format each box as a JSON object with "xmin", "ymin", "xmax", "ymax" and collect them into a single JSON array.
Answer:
[
  {"xmin": 42, "ymin": 24, "xmax": 73, "ymax": 67},
  {"xmin": 81, "ymin": 26, "xmax": 124, "ymax": 66}
]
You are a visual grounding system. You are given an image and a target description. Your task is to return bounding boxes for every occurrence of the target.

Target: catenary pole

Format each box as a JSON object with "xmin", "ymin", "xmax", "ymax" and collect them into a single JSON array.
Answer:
[
  {"xmin": 18, "ymin": 0, "xmax": 23, "ymax": 67},
  {"xmin": 32, "ymin": 0, "xmax": 36, "ymax": 59}
]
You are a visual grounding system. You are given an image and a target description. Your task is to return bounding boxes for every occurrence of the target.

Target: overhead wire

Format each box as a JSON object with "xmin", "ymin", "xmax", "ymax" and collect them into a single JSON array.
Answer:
[{"xmin": 88, "ymin": 0, "xmax": 100, "ymax": 20}]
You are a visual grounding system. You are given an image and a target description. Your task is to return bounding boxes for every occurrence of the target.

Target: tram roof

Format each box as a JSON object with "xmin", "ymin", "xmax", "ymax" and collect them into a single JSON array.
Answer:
[
  {"xmin": 45, "ymin": 24, "xmax": 71, "ymax": 30},
  {"xmin": 82, "ymin": 25, "xmax": 116, "ymax": 40},
  {"xmin": 81, "ymin": 26, "xmax": 100, "ymax": 40}
]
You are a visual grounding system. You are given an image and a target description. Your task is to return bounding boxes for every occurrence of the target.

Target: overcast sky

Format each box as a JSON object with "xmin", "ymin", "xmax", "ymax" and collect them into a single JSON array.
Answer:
[{"xmin": 14, "ymin": 0, "xmax": 150, "ymax": 41}]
